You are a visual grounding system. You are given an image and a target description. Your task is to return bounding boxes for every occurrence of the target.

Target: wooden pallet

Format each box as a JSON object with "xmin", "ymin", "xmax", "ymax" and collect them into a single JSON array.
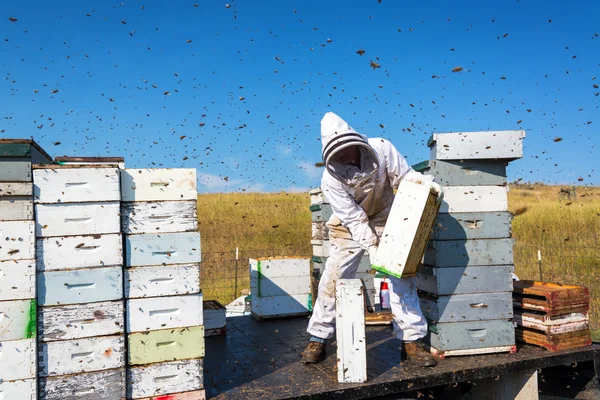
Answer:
[
  {"xmin": 424, "ymin": 343, "xmax": 517, "ymax": 359},
  {"xmin": 514, "ymin": 310, "xmax": 589, "ymax": 335},
  {"xmin": 513, "ymin": 281, "xmax": 590, "ymax": 316},
  {"xmin": 516, "ymin": 327, "xmax": 592, "ymax": 352},
  {"xmin": 365, "ymin": 309, "xmax": 393, "ymax": 326}
]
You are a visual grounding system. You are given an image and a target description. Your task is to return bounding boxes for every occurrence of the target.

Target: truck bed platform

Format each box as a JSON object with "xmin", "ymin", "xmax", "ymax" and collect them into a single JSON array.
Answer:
[{"xmin": 205, "ymin": 316, "xmax": 600, "ymax": 399}]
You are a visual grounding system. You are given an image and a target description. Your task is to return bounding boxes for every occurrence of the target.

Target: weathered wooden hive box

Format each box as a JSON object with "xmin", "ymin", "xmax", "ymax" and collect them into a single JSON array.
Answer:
[
  {"xmin": 413, "ymin": 130, "xmax": 525, "ymax": 358},
  {"xmin": 375, "ymin": 180, "xmax": 440, "ymax": 279},
  {"xmin": 336, "ymin": 279, "xmax": 367, "ymax": 384},
  {"xmin": 55, "ymin": 156, "xmax": 126, "ymax": 169},
  {"xmin": 120, "ymin": 168, "xmax": 205, "ymax": 400},
  {"xmin": 204, "ymin": 300, "xmax": 227, "ymax": 336},
  {"xmin": 0, "ymin": 139, "xmax": 52, "ymax": 399},
  {"xmin": 32, "ymin": 163, "xmax": 127, "ymax": 399},
  {"xmin": 249, "ymin": 257, "xmax": 312, "ymax": 320}
]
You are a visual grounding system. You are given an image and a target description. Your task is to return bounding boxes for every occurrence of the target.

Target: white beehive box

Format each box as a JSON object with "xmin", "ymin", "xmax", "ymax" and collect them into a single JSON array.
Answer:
[
  {"xmin": 440, "ymin": 186, "xmax": 508, "ymax": 214},
  {"xmin": 375, "ymin": 180, "xmax": 440, "ymax": 278},
  {"xmin": 309, "ymin": 187, "xmax": 328, "ymax": 205},
  {"xmin": 0, "ymin": 378, "xmax": 37, "ymax": 400},
  {"xmin": 0, "ymin": 259, "xmax": 36, "ymax": 301},
  {"xmin": 204, "ymin": 300, "xmax": 226, "ymax": 336},
  {"xmin": 336, "ymin": 279, "xmax": 367, "ymax": 383},
  {"xmin": 39, "ymin": 368, "xmax": 125, "ymax": 400},
  {"xmin": 0, "ymin": 220, "xmax": 35, "ymax": 261},
  {"xmin": 35, "ymin": 202, "xmax": 121, "ymax": 237},
  {"xmin": 120, "ymin": 169, "xmax": 197, "ymax": 202},
  {"xmin": 33, "ymin": 166, "xmax": 121, "ymax": 203},
  {"xmin": 126, "ymin": 359, "xmax": 204, "ymax": 399},
  {"xmin": 311, "ymin": 240, "xmax": 331, "ymax": 258},
  {"xmin": 125, "ymin": 264, "xmax": 200, "ymax": 299},
  {"xmin": 121, "ymin": 200, "xmax": 198, "ymax": 234},
  {"xmin": 126, "ymin": 293, "xmax": 203, "ymax": 333},
  {"xmin": 428, "ymin": 130, "xmax": 525, "ymax": 161},
  {"xmin": 0, "ymin": 338, "xmax": 37, "ymax": 381}
]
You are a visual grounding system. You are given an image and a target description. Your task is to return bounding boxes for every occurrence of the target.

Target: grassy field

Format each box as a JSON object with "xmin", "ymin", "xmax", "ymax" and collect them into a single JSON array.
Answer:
[{"xmin": 198, "ymin": 184, "xmax": 600, "ymax": 339}]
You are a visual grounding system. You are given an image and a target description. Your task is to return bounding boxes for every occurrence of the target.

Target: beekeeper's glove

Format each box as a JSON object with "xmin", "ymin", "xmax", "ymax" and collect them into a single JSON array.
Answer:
[
  {"xmin": 367, "ymin": 245, "xmax": 380, "ymax": 267},
  {"xmin": 403, "ymin": 171, "xmax": 444, "ymax": 204}
]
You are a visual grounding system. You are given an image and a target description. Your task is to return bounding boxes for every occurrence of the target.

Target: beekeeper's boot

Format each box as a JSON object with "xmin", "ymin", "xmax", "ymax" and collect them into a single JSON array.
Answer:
[
  {"xmin": 301, "ymin": 341, "xmax": 326, "ymax": 364},
  {"xmin": 403, "ymin": 341, "xmax": 438, "ymax": 367}
]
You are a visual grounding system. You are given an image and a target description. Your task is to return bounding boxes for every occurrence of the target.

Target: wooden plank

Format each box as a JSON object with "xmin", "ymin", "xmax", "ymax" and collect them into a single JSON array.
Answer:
[
  {"xmin": 54, "ymin": 156, "xmax": 125, "ymax": 169},
  {"xmin": 38, "ymin": 335, "xmax": 125, "ymax": 377},
  {"xmin": 126, "ymin": 293, "xmax": 204, "ymax": 333},
  {"xmin": 204, "ymin": 300, "xmax": 226, "ymax": 332},
  {"xmin": 125, "ymin": 232, "xmax": 201, "ymax": 267},
  {"xmin": 251, "ymin": 294, "xmax": 312, "ymax": 318},
  {"xmin": 426, "ymin": 319, "xmax": 515, "ymax": 351},
  {"xmin": 0, "ymin": 377, "xmax": 36, "ymax": 400},
  {"xmin": 35, "ymin": 202, "xmax": 120, "ymax": 237},
  {"xmin": 127, "ymin": 359, "xmax": 204, "ymax": 399},
  {"xmin": 0, "ymin": 182, "xmax": 32, "ymax": 196},
  {"xmin": 413, "ymin": 159, "xmax": 508, "ymax": 186},
  {"xmin": 36, "ymin": 233, "xmax": 123, "ymax": 272},
  {"xmin": 419, "ymin": 292, "xmax": 513, "ymax": 323},
  {"xmin": 39, "ymin": 367, "xmax": 125, "ymax": 400},
  {"xmin": 136, "ymin": 389, "xmax": 206, "ymax": 400},
  {"xmin": 0, "ymin": 259, "xmax": 36, "ymax": 301},
  {"xmin": 440, "ymin": 186, "xmax": 509, "ymax": 213},
  {"xmin": 425, "ymin": 344, "xmax": 516, "ymax": 359},
  {"xmin": 249, "ymin": 257, "xmax": 310, "ymax": 279},
  {"xmin": 336, "ymin": 279, "xmax": 367, "ymax": 383},
  {"xmin": 0, "ymin": 299, "xmax": 36, "ymax": 341},
  {"xmin": 120, "ymin": 169, "xmax": 197, "ymax": 201},
  {"xmin": 125, "ymin": 264, "xmax": 200, "ymax": 299},
  {"xmin": 375, "ymin": 180, "xmax": 440, "ymax": 278},
  {"xmin": 515, "ymin": 327, "xmax": 591, "ymax": 352},
  {"xmin": 128, "ymin": 325, "xmax": 205, "ymax": 365},
  {"xmin": 512, "ymin": 295, "xmax": 589, "ymax": 316},
  {"xmin": 33, "ymin": 167, "xmax": 120, "ymax": 203},
  {"xmin": 0, "ymin": 338, "xmax": 36, "ymax": 380},
  {"xmin": 251, "ymin": 274, "xmax": 311, "ymax": 297},
  {"xmin": 121, "ymin": 201, "xmax": 198, "ymax": 234},
  {"xmin": 428, "ymin": 130, "xmax": 526, "ymax": 160},
  {"xmin": 38, "ymin": 300, "xmax": 124, "ymax": 341},
  {"xmin": 424, "ymin": 238, "xmax": 514, "ymax": 267},
  {"xmin": 432, "ymin": 212, "xmax": 513, "ymax": 240},
  {"xmin": 0, "ymin": 158, "xmax": 32, "ymax": 182},
  {"xmin": 0, "ymin": 196, "xmax": 34, "ymax": 221},
  {"xmin": 310, "ymin": 203, "xmax": 333, "ymax": 222},
  {"xmin": 0, "ymin": 221, "xmax": 34, "ymax": 261},
  {"xmin": 513, "ymin": 280, "xmax": 590, "ymax": 302},
  {"xmin": 417, "ymin": 265, "xmax": 514, "ymax": 295},
  {"xmin": 514, "ymin": 311, "xmax": 589, "ymax": 334},
  {"xmin": 37, "ymin": 266, "xmax": 123, "ymax": 306}
]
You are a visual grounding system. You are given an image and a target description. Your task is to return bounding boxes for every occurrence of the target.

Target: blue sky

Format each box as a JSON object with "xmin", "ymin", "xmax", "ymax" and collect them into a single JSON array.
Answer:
[{"xmin": 1, "ymin": 0, "xmax": 598, "ymax": 192}]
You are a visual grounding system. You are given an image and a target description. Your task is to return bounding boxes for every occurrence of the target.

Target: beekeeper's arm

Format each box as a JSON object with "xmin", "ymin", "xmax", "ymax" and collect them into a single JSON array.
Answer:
[
  {"xmin": 379, "ymin": 138, "xmax": 442, "ymax": 196},
  {"xmin": 322, "ymin": 176, "xmax": 378, "ymax": 255}
]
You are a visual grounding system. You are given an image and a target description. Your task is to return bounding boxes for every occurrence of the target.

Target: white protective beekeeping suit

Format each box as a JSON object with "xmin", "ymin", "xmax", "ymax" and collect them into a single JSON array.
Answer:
[{"xmin": 307, "ymin": 112, "xmax": 434, "ymax": 342}]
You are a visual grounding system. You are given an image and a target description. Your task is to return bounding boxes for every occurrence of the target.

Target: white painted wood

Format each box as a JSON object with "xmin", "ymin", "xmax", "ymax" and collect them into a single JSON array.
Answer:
[
  {"xmin": 0, "ymin": 299, "xmax": 35, "ymax": 341},
  {"xmin": 38, "ymin": 300, "xmax": 124, "ymax": 341},
  {"xmin": 309, "ymin": 188, "xmax": 328, "ymax": 205},
  {"xmin": 36, "ymin": 233, "xmax": 123, "ymax": 271},
  {"xmin": 121, "ymin": 201, "xmax": 198, "ymax": 234},
  {"xmin": 429, "ymin": 130, "xmax": 526, "ymax": 160},
  {"xmin": 312, "ymin": 241, "xmax": 331, "ymax": 257},
  {"xmin": 39, "ymin": 368, "xmax": 125, "ymax": 400},
  {"xmin": 33, "ymin": 167, "xmax": 120, "ymax": 203},
  {"xmin": 0, "ymin": 182, "xmax": 32, "ymax": 196},
  {"xmin": 35, "ymin": 202, "xmax": 120, "ymax": 237},
  {"xmin": 440, "ymin": 186, "xmax": 508, "ymax": 213},
  {"xmin": 0, "ymin": 221, "xmax": 34, "ymax": 261},
  {"xmin": 311, "ymin": 222, "xmax": 329, "ymax": 240},
  {"xmin": 377, "ymin": 180, "xmax": 437, "ymax": 278},
  {"xmin": 336, "ymin": 279, "xmax": 367, "ymax": 383},
  {"xmin": 126, "ymin": 293, "xmax": 203, "ymax": 333},
  {"xmin": 425, "ymin": 343, "xmax": 515, "ymax": 357},
  {"xmin": 251, "ymin": 274, "xmax": 311, "ymax": 297},
  {"xmin": 471, "ymin": 369, "xmax": 538, "ymax": 400},
  {"xmin": 249, "ymin": 257, "xmax": 311, "ymax": 279},
  {"xmin": 0, "ymin": 378, "xmax": 36, "ymax": 400},
  {"xmin": 0, "ymin": 196, "xmax": 34, "ymax": 221},
  {"xmin": 125, "ymin": 232, "xmax": 201, "ymax": 267},
  {"xmin": 514, "ymin": 311, "xmax": 589, "ymax": 334},
  {"xmin": 136, "ymin": 390, "xmax": 206, "ymax": 400},
  {"xmin": 38, "ymin": 335, "xmax": 125, "ymax": 377},
  {"xmin": 128, "ymin": 326, "xmax": 205, "ymax": 365},
  {"xmin": 37, "ymin": 266, "xmax": 123, "ymax": 306},
  {"xmin": 125, "ymin": 264, "xmax": 200, "ymax": 298},
  {"xmin": 0, "ymin": 259, "xmax": 35, "ymax": 301},
  {"xmin": 127, "ymin": 359, "xmax": 204, "ymax": 399},
  {"xmin": 251, "ymin": 294, "xmax": 312, "ymax": 317},
  {"xmin": 203, "ymin": 301, "xmax": 226, "ymax": 332},
  {"xmin": 120, "ymin": 169, "xmax": 197, "ymax": 201},
  {"xmin": 0, "ymin": 338, "xmax": 36, "ymax": 380}
]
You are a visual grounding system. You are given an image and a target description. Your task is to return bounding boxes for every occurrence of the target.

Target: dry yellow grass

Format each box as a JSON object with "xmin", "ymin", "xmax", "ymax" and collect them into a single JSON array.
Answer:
[{"xmin": 198, "ymin": 184, "xmax": 600, "ymax": 338}]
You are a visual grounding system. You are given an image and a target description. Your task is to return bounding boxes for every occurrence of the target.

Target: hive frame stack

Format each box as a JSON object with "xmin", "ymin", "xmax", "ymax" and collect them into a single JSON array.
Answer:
[
  {"xmin": 415, "ymin": 130, "xmax": 526, "ymax": 358},
  {"xmin": 33, "ymin": 162, "xmax": 126, "ymax": 399},
  {"xmin": 249, "ymin": 257, "xmax": 312, "ymax": 320},
  {"xmin": 120, "ymin": 168, "xmax": 205, "ymax": 400},
  {"xmin": 0, "ymin": 139, "xmax": 52, "ymax": 399},
  {"xmin": 309, "ymin": 188, "xmax": 391, "ymax": 322}
]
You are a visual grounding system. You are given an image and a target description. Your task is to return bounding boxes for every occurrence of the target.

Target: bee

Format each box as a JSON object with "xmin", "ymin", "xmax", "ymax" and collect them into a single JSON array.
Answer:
[
  {"xmin": 356, "ymin": 49, "xmax": 365, "ymax": 56},
  {"xmin": 369, "ymin": 61, "xmax": 380, "ymax": 70},
  {"xmin": 452, "ymin": 66, "xmax": 463, "ymax": 73}
]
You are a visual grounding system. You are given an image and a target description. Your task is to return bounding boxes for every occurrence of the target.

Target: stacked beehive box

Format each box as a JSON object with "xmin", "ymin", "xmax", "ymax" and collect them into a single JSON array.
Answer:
[
  {"xmin": 514, "ymin": 281, "xmax": 592, "ymax": 351},
  {"xmin": 309, "ymin": 188, "xmax": 381, "ymax": 314},
  {"xmin": 0, "ymin": 139, "xmax": 52, "ymax": 399},
  {"xmin": 33, "ymin": 162, "xmax": 126, "ymax": 399},
  {"xmin": 249, "ymin": 257, "xmax": 312, "ymax": 320},
  {"xmin": 415, "ymin": 130, "xmax": 526, "ymax": 358},
  {"xmin": 120, "ymin": 168, "xmax": 205, "ymax": 400},
  {"xmin": 203, "ymin": 300, "xmax": 227, "ymax": 336}
]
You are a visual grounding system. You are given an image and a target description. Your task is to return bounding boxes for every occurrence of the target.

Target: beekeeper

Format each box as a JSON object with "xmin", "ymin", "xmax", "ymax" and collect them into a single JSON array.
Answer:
[{"xmin": 302, "ymin": 112, "xmax": 442, "ymax": 367}]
